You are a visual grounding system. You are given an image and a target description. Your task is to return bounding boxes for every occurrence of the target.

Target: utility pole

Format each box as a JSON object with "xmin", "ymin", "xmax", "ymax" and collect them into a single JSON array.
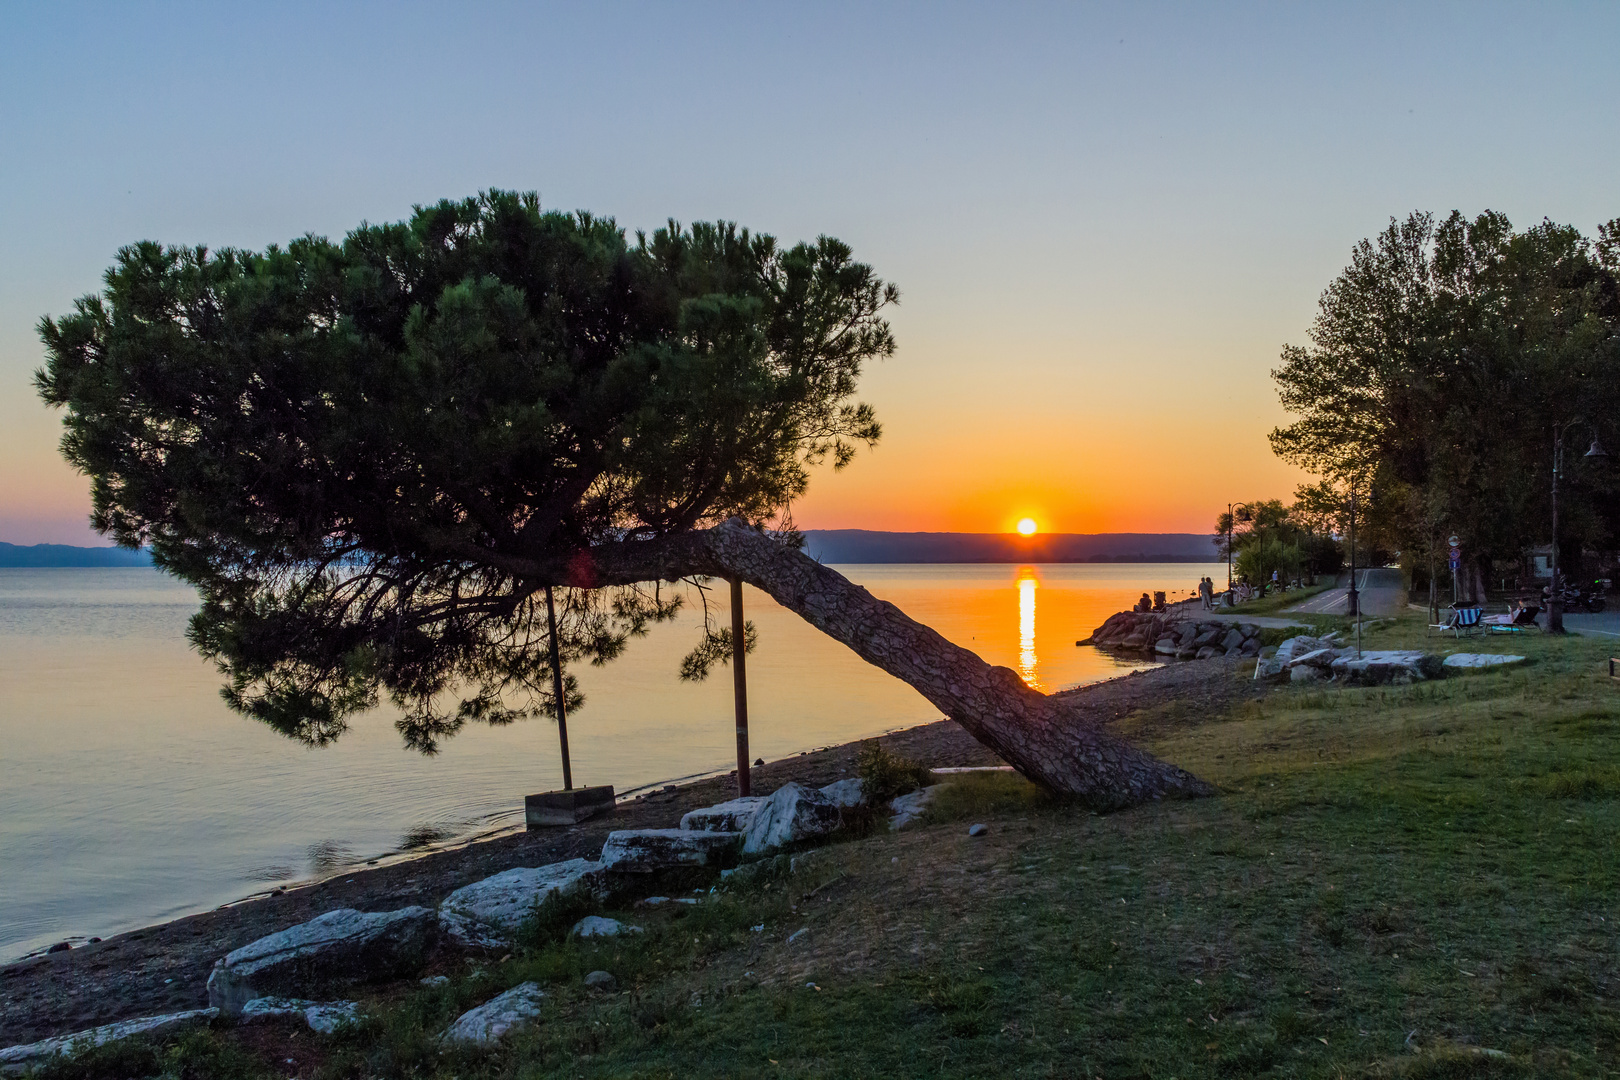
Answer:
[
  {"xmin": 730, "ymin": 578, "xmax": 752, "ymax": 796},
  {"xmin": 1225, "ymin": 502, "xmax": 1234, "ymax": 591},
  {"xmin": 1549, "ymin": 424, "xmax": 1566, "ymax": 634},
  {"xmin": 1348, "ymin": 478, "xmax": 1361, "ymax": 658}
]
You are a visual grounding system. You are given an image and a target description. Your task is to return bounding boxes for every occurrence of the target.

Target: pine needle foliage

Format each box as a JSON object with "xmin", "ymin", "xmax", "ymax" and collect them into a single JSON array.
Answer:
[{"xmin": 36, "ymin": 192, "xmax": 897, "ymax": 749}]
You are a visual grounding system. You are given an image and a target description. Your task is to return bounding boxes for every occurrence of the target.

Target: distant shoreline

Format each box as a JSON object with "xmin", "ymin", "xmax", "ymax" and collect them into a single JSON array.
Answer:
[
  {"xmin": 0, "ymin": 542, "xmax": 151, "ymax": 568},
  {"xmin": 1, "ymin": 531, "xmax": 1222, "ymax": 569},
  {"xmin": 801, "ymin": 529, "xmax": 1217, "ymax": 564}
]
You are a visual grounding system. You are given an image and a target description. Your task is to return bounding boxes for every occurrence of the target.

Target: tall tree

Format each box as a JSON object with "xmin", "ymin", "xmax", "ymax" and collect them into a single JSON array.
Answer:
[
  {"xmin": 1270, "ymin": 211, "xmax": 1620, "ymax": 597},
  {"xmin": 36, "ymin": 191, "xmax": 1211, "ymax": 808}
]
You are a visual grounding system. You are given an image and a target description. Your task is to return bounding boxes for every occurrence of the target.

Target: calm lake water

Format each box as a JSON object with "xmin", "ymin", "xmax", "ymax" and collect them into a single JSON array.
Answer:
[{"xmin": 0, "ymin": 562, "xmax": 1220, "ymax": 960}]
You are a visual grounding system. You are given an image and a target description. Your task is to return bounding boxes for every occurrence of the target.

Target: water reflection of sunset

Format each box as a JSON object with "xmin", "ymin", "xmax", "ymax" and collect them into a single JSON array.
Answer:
[{"xmin": 1017, "ymin": 569, "xmax": 1039, "ymax": 688}]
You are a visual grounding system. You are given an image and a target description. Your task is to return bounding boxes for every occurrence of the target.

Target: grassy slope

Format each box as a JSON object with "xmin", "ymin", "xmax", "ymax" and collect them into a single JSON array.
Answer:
[{"xmin": 48, "ymin": 617, "xmax": 1620, "ymax": 1079}]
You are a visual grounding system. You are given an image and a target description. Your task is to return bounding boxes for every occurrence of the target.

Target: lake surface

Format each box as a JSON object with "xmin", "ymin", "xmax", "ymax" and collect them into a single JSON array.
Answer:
[{"xmin": 0, "ymin": 562, "xmax": 1220, "ymax": 960}]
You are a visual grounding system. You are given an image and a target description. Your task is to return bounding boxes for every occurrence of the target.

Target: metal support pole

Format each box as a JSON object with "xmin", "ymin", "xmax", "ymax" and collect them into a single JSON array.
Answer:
[
  {"xmin": 730, "ymin": 577, "xmax": 752, "ymax": 797},
  {"xmin": 1349, "ymin": 479, "xmax": 1361, "ymax": 657},
  {"xmin": 1429, "ymin": 532, "xmax": 1438, "ymax": 626},
  {"xmin": 1550, "ymin": 426, "xmax": 1565, "ymax": 633},
  {"xmin": 545, "ymin": 585, "xmax": 573, "ymax": 790}
]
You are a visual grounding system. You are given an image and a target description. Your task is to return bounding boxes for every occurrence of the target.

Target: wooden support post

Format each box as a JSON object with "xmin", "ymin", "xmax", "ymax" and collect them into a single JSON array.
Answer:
[
  {"xmin": 545, "ymin": 585, "xmax": 573, "ymax": 791},
  {"xmin": 730, "ymin": 577, "xmax": 751, "ymax": 797}
]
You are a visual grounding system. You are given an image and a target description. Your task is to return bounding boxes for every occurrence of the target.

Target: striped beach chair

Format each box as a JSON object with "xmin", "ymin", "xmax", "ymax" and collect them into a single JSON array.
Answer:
[{"xmin": 1429, "ymin": 605, "xmax": 1483, "ymax": 638}]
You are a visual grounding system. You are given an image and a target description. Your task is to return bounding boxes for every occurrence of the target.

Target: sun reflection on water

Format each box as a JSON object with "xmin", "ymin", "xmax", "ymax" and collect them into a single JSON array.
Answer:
[{"xmin": 1018, "ymin": 569, "xmax": 1039, "ymax": 688}]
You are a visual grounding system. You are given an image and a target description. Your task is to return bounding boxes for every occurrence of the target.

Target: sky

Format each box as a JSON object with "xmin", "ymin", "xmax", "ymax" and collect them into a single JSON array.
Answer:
[{"xmin": 2, "ymin": 2, "xmax": 1617, "ymax": 545}]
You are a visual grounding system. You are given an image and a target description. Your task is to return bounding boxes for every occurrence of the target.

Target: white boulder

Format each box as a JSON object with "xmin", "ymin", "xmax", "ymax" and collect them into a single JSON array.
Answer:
[
  {"xmin": 889, "ymin": 786, "xmax": 938, "ymax": 830},
  {"xmin": 1330, "ymin": 650, "xmax": 1442, "ymax": 684},
  {"xmin": 679, "ymin": 796, "xmax": 765, "ymax": 833},
  {"xmin": 206, "ymin": 906, "xmax": 436, "ymax": 1015},
  {"xmin": 1, "ymin": 1009, "xmax": 218, "ymax": 1076},
  {"xmin": 438, "ymin": 860, "xmax": 607, "ymax": 949},
  {"xmin": 817, "ymin": 778, "xmax": 867, "ymax": 807},
  {"xmin": 599, "ymin": 828, "xmax": 743, "ymax": 872},
  {"xmin": 1255, "ymin": 635, "xmax": 1331, "ymax": 680},
  {"xmin": 240, "ymin": 996, "xmax": 361, "ymax": 1034},
  {"xmin": 570, "ymin": 916, "xmax": 642, "ymax": 939},
  {"xmin": 1442, "ymin": 653, "xmax": 1527, "ymax": 670},
  {"xmin": 442, "ymin": 982, "xmax": 546, "ymax": 1047},
  {"xmin": 742, "ymin": 783, "xmax": 843, "ymax": 855}
]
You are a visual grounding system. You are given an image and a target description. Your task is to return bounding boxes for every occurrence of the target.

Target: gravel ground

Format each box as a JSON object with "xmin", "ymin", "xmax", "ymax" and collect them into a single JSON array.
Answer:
[{"xmin": 0, "ymin": 653, "xmax": 1250, "ymax": 1047}]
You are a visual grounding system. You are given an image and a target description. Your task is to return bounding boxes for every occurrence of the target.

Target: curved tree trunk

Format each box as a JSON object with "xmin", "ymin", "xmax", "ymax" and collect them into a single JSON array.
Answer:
[{"xmin": 562, "ymin": 519, "xmax": 1214, "ymax": 810}]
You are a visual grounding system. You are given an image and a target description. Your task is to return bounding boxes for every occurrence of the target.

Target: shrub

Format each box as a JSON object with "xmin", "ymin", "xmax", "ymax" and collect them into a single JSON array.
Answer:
[{"xmin": 855, "ymin": 740, "xmax": 931, "ymax": 804}]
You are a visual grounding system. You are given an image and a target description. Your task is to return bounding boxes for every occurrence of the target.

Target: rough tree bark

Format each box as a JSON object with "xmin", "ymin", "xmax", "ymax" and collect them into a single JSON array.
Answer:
[{"xmin": 534, "ymin": 519, "xmax": 1214, "ymax": 810}]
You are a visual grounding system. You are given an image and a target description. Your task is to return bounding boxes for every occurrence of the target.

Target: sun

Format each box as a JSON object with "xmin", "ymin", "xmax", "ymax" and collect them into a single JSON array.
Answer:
[{"xmin": 1016, "ymin": 518, "xmax": 1038, "ymax": 536}]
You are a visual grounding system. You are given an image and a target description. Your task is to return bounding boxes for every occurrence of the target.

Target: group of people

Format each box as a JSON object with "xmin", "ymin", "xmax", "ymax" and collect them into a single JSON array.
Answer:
[{"xmin": 1197, "ymin": 575, "xmax": 1222, "ymax": 609}]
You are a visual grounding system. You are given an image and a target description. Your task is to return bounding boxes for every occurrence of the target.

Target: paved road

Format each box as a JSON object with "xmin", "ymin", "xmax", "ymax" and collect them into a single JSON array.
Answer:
[
  {"xmin": 1287, "ymin": 568, "xmax": 1407, "ymax": 617},
  {"xmin": 1562, "ymin": 610, "xmax": 1620, "ymax": 639}
]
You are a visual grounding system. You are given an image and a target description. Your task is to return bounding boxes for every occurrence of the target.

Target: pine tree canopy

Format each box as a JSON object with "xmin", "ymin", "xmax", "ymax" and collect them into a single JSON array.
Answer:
[{"xmin": 36, "ymin": 191, "xmax": 897, "ymax": 750}]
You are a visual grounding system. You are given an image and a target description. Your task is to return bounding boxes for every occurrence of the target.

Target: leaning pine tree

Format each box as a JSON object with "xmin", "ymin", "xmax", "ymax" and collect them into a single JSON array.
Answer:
[{"xmin": 36, "ymin": 191, "xmax": 1210, "ymax": 809}]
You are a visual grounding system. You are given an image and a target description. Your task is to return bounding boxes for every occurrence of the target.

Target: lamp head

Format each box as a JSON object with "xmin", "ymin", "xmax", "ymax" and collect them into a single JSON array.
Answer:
[{"xmin": 1585, "ymin": 438, "xmax": 1608, "ymax": 459}]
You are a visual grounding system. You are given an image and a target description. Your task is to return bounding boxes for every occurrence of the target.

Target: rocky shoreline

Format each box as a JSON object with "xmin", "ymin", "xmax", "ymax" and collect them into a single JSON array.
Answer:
[
  {"xmin": 0, "ymin": 654, "xmax": 1261, "ymax": 1056},
  {"xmin": 1082, "ymin": 609, "xmax": 1267, "ymax": 659},
  {"xmin": 1, "ymin": 720, "xmax": 1002, "ymax": 1048}
]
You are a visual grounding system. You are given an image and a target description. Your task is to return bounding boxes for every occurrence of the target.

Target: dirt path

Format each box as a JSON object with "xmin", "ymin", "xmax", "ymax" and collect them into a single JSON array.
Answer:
[{"xmin": 1, "ymin": 655, "xmax": 1252, "ymax": 1047}]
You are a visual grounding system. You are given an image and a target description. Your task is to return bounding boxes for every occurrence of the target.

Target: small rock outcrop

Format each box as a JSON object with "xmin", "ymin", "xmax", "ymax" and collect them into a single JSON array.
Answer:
[
  {"xmin": 742, "ymin": 783, "xmax": 843, "ymax": 855},
  {"xmin": 679, "ymin": 796, "xmax": 765, "ymax": 833},
  {"xmin": 599, "ymin": 828, "xmax": 743, "ymax": 872},
  {"xmin": 584, "ymin": 970, "xmax": 617, "ymax": 990},
  {"xmin": 889, "ymin": 786, "xmax": 938, "ymax": 830},
  {"xmin": 206, "ymin": 906, "xmax": 436, "ymax": 1014},
  {"xmin": 442, "ymin": 982, "xmax": 546, "ymax": 1047},
  {"xmin": 240, "ymin": 996, "xmax": 361, "ymax": 1034},
  {"xmin": 438, "ymin": 860, "xmax": 607, "ymax": 949},
  {"xmin": 571, "ymin": 916, "xmax": 642, "ymax": 939},
  {"xmin": 1442, "ymin": 653, "xmax": 1527, "ymax": 670},
  {"xmin": 1, "ymin": 1009, "xmax": 218, "ymax": 1076}
]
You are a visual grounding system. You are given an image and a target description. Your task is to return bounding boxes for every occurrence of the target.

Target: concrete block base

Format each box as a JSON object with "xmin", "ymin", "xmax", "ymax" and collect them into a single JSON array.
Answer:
[{"xmin": 526, "ymin": 785, "xmax": 616, "ymax": 828}]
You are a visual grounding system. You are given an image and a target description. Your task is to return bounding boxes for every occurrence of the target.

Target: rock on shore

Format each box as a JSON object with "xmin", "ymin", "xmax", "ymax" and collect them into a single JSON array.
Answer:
[
  {"xmin": 438, "ymin": 860, "xmax": 608, "ymax": 949},
  {"xmin": 1085, "ymin": 612, "xmax": 1263, "ymax": 658},
  {"xmin": 206, "ymin": 906, "xmax": 436, "ymax": 1015},
  {"xmin": 1, "ymin": 1009, "xmax": 217, "ymax": 1076}
]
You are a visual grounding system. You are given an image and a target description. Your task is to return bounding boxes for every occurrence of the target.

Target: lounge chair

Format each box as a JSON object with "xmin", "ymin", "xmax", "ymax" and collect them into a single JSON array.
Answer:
[
  {"xmin": 1429, "ymin": 605, "xmax": 1483, "ymax": 637},
  {"xmin": 1484, "ymin": 605, "xmax": 1541, "ymax": 634}
]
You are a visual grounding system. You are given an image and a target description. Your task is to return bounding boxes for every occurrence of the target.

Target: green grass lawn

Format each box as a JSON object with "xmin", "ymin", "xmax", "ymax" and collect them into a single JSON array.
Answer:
[{"xmin": 46, "ymin": 615, "xmax": 1620, "ymax": 1079}]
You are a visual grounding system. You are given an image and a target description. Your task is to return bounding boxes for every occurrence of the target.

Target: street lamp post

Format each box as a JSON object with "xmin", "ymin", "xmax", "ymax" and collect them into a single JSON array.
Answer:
[
  {"xmin": 1226, "ymin": 502, "xmax": 1234, "ymax": 591},
  {"xmin": 1226, "ymin": 503, "xmax": 1252, "ymax": 596}
]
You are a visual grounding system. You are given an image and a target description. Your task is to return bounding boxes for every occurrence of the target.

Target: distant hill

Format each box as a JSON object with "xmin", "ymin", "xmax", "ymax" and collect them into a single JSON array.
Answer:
[
  {"xmin": 800, "ymin": 530, "xmax": 1218, "ymax": 564},
  {"xmin": 0, "ymin": 534, "xmax": 1220, "ymax": 568},
  {"xmin": 0, "ymin": 542, "xmax": 152, "ymax": 568}
]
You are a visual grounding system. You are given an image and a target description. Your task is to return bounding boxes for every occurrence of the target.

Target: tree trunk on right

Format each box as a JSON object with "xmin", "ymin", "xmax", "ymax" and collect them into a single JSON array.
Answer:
[{"xmin": 564, "ymin": 520, "xmax": 1217, "ymax": 810}]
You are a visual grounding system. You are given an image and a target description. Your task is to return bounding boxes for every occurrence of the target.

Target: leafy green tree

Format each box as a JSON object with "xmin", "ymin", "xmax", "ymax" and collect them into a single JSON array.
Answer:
[
  {"xmin": 36, "ymin": 191, "xmax": 895, "ymax": 750},
  {"xmin": 1269, "ymin": 211, "xmax": 1620, "ymax": 598},
  {"xmin": 1213, "ymin": 495, "xmax": 1342, "ymax": 585}
]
